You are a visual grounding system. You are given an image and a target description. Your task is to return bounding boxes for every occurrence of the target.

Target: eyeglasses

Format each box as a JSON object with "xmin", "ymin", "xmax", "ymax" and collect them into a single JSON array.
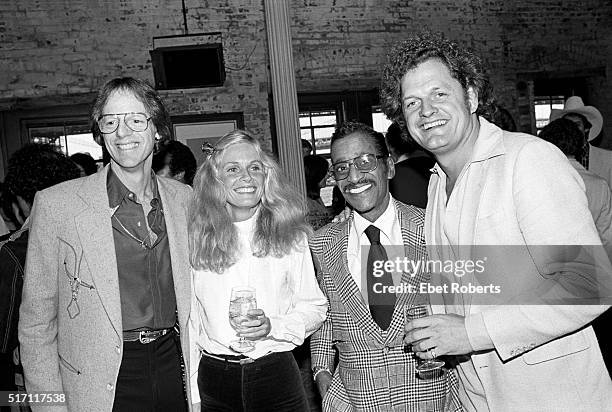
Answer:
[
  {"xmin": 329, "ymin": 153, "xmax": 385, "ymax": 181},
  {"xmin": 97, "ymin": 112, "xmax": 152, "ymax": 134}
]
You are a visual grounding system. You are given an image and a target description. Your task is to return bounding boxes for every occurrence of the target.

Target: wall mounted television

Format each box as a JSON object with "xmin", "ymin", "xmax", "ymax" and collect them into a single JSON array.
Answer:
[{"xmin": 150, "ymin": 43, "xmax": 226, "ymax": 90}]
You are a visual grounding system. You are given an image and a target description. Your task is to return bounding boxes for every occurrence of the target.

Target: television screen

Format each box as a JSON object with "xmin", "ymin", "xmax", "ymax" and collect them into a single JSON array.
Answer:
[{"xmin": 150, "ymin": 44, "xmax": 226, "ymax": 90}]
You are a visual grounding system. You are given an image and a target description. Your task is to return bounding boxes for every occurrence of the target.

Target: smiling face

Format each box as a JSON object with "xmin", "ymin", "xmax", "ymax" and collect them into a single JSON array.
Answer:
[
  {"xmin": 400, "ymin": 58, "xmax": 479, "ymax": 158},
  {"xmin": 331, "ymin": 133, "xmax": 394, "ymax": 222},
  {"xmin": 101, "ymin": 90, "xmax": 157, "ymax": 175},
  {"xmin": 218, "ymin": 142, "xmax": 266, "ymax": 221}
]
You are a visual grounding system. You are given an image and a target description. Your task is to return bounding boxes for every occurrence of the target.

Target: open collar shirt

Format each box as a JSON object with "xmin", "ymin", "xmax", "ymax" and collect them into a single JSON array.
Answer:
[{"xmin": 107, "ymin": 168, "xmax": 176, "ymax": 331}]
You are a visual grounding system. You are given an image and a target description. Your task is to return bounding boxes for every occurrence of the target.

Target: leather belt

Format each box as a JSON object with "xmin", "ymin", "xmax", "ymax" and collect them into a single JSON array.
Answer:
[
  {"xmin": 201, "ymin": 350, "xmax": 254, "ymax": 365},
  {"xmin": 123, "ymin": 328, "xmax": 171, "ymax": 344}
]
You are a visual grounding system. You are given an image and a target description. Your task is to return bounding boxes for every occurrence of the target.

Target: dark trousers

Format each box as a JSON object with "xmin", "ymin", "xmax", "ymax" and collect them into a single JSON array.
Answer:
[
  {"xmin": 198, "ymin": 351, "xmax": 308, "ymax": 412},
  {"xmin": 0, "ymin": 351, "xmax": 16, "ymax": 412},
  {"xmin": 112, "ymin": 331, "xmax": 187, "ymax": 412}
]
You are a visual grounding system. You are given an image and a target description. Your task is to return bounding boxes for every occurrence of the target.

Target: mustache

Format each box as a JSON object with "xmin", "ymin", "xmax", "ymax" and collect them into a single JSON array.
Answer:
[{"xmin": 343, "ymin": 179, "xmax": 375, "ymax": 192}]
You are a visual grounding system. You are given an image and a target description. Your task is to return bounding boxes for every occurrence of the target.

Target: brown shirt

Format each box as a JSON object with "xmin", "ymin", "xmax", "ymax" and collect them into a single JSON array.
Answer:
[{"xmin": 107, "ymin": 168, "xmax": 176, "ymax": 331}]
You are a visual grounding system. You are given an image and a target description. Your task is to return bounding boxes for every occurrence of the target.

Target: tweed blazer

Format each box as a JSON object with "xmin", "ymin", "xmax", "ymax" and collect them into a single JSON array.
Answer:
[
  {"xmin": 310, "ymin": 199, "xmax": 460, "ymax": 412},
  {"xmin": 18, "ymin": 166, "xmax": 193, "ymax": 412}
]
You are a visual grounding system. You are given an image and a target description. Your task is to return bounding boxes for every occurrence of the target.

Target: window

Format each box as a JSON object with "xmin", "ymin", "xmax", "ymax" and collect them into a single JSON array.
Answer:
[
  {"xmin": 533, "ymin": 96, "xmax": 565, "ymax": 134},
  {"xmin": 371, "ymin": 106, "xmax": 393, "ymax": 135},
  {"xmin": 532, "ymin": 77, "xmax": 587, "ymax": 134},
  {"xmin": 1, "ymin": 104, "xmax": 97, "ymax": 180},
  {"xmin": 298, "ymin": 109, "xmax": 337, "ymax": 206},
  {"xmin": 297, "ymin": 90, "xmax": 378, "ymax": 207},
  {"xmin": 299, "ymin": 109, "xmax": 338, "ymax": 155},
  {"xmin": 28, "ymin": 123, "xmax": 102, "ymax": 160}
]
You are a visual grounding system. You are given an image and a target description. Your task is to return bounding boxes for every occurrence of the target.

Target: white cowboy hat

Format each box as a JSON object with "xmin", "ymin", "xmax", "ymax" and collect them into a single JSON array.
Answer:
[{"xmin": 549, "ymin": 96, "xmax": 603, "ymax": 141}]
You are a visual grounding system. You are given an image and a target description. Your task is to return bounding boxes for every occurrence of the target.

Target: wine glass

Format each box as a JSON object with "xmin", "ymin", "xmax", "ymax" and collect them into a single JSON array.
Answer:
[
  {"xmin": 405, "ymin": 302, "xmax": 445, "ymax": 373},
  {"xmin": 228, "ymin": 286, "xmax": 257, "ymax": 353}
]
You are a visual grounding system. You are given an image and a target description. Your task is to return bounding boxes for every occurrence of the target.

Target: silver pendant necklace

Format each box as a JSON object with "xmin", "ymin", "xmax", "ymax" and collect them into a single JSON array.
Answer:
[{"xmin": 112, "ymin": 214, "xmax": 149, "ymax": 249}]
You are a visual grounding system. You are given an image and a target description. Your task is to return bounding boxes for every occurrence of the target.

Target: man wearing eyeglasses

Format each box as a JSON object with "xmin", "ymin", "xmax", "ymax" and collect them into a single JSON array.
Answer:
[
  {"xmin": 309, "ymin": 121, "xmax": 460, "ymax": 411},
  {"xmin": 19, "ymin": 78, "xmax": 196, "ymax": 411}
]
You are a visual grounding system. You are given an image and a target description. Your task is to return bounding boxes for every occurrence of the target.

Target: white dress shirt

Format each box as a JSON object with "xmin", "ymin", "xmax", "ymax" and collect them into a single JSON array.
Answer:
[
  {"xmin": 189, "ymin": 213, "xmax": 327, "ymax": 401},
  {"xmin": 347, "ymin": 196, "xmax": 404, "ymax": 303}
]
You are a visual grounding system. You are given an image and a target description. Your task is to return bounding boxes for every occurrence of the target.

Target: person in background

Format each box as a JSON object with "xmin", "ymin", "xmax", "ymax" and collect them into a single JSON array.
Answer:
[
  {"xmin": 386, "ymin": 121, "xmax": 435, "ymax": 208},
  {"xmin": 302, "ymin": 139, "xmax": 314, "ymax": 157},
  {"xmin": 549, "ymin": 96, "xmax": 601, "ymax": 152},
  {"xmin": 299, "ymin": 153, "xmax": 333, "ymax": 412},
  {"xmin": 153, "ymin": 140, "xmax": 197, "ymax": 186},
  {"xmin": 549, "ymin": 96, "xmax": 609, "ymax": 179},
  {"xmin": 310, "ymin": 121, "xmax": 459, "ymax": 411},
  {"xmin": 19, "ymin": 77, "xmax": 196, "ymax": 411},
  {"xmin": 538, "ymin": 118, "xmax": 612, "ymax": 257},
  {"xmin": 0, "ymin": 182, "xmax": 19, "ymax": 236},
  {"xmin": 380, "ymin": 31, "xmax": 612, "ymax": 411},
  {"xmin": 0, "ymin": 144, "xmax": 80, "ymax": 411},
  {"xmin": 303, "ymin": 154, "xmax": 333, "ymax": 231},
  {"xmin": 488, "ymin": 104, "xmax": 517, "ymax": 132},
  {"xmin": 539, "ymin": 117, "xmax": 612, "ymax": 378},
  {"xmin": 189, "ymin": 130, "xmax": 327, "ymax": 411},
  {"xmin": 70, "ymin": 152, "xmax": 99, "ymax": 176}
]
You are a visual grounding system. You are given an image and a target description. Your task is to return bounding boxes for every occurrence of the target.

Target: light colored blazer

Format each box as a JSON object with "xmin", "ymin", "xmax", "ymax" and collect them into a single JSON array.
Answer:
[
  {"xmin": 426, "ymin": 118, "xmax": 612, "ymax": 411},
  {"xmin": 18, "ymin": 166, "xmax": 193, "ymax": 412},
  {"xmin": 310, "ymin": 200, "xmax": 460, "ymax": 412}
]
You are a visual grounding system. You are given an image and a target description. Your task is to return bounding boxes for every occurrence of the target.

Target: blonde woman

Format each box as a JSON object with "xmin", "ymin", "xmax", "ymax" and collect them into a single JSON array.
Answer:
[{"xmin": 188, "ymin": 130, "xmax": 327, "ymax": 411}]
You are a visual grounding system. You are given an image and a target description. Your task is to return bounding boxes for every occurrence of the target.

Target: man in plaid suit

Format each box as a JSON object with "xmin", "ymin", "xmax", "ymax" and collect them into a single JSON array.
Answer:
[{"xmin": 310, "ymin": 122, "xmax": 460, "ymax": 411}]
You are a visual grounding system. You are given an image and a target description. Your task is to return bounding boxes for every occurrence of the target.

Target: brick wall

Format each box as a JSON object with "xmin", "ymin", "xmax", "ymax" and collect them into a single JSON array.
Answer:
[
  {"xmin": 0, "ymin": 0, "xmax": 272, "ymax": 148},
  {"xmin": 0, "ymin": 0, "xmax": 611, "ymax": 157},
  {"xmin": 290, "ymin": 0, "xmax": 612, "ymax": 137}
]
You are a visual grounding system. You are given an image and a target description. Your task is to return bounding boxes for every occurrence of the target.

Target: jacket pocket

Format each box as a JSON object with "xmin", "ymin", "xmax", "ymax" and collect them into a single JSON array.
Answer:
[{"xmin": 523, "ymin": 330, "xmax": 589, "ymax": 365}]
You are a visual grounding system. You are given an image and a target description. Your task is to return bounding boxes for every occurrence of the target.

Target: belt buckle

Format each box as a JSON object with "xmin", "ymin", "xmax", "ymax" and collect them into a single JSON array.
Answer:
[
  {"xmin": 239, "ymin": 357, "xmax": 254, "ymax": 365},
  {"xmin": 139, "ymin": 331, "xmax": 154, "ymax": 344}
]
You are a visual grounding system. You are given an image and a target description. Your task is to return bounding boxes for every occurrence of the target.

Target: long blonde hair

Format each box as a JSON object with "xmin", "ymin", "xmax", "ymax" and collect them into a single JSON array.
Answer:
[{"xmin": 189, "ymin": 130, "xmax": 312, "ymax": 273}]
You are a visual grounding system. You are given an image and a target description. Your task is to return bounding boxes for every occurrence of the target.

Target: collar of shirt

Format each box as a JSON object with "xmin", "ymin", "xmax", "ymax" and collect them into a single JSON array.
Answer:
[
  {"xmin": 568, "ymin": 157, "xmax": 585, "ymax": 171},
  {"xmin": 352, "ymin": 195, "xmax": 400, "ymax": 246},
  {"xmin": 430, "ymin": 116, "xmax": 505, "ymax": 177},
  {"xmin": 107, "ymin": 167, "xmax": 160, "ymax": 209},
  {"xmin": 347, "ymin": 196, "xmax": 403, "ymax": 292}
]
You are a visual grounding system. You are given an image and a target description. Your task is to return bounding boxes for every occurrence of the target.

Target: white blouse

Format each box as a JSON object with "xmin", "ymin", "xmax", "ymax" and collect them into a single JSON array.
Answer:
[{"xmin": 189, "ymin": 213, "xmax": 327, "ymax": 400}]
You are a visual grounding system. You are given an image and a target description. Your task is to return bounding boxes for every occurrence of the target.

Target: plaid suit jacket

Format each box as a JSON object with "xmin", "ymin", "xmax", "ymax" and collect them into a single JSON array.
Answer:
[{"xmin": 310, "ymin": 199, "xmax": 460, "ymax": 412}]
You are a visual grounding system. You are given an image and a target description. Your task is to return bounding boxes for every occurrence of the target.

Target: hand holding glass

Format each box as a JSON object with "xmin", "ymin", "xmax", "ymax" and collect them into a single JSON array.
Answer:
[
  {"xmin": 228, "ymin": 286, "xmax": 257, "ymax": 353},
  {"xmin": 405, "ymin": 304, "xmax": 445, "ymax": 373}
]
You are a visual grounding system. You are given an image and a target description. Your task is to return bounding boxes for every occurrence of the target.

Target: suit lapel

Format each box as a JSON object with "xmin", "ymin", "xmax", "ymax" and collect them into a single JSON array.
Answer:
[
  {"xmin": 458, "ymin": 119, "xmax": 505, "ymax": 247},
  {"xmin": 383, "ymin": 201, "xmax": 427, "ymax": 343},
  {"xmin": 74, "ymin": 166, "xmax": 122, "ymax": 337},
  {"xmin": 157, "ymin": 179, "xmax": 191, "ymax": 330},
  {"xmin": 325, "ymin": 215, "xmax": 383, "ymax": 344}
]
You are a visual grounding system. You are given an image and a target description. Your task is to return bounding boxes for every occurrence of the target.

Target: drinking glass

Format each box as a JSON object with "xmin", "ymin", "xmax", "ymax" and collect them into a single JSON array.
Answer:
[
  {"xmin": 228, "ymin": 286, "xmax": 257, "ymax": 353},
  {"xmin": 405, "ymin": 303, "xmax": 445, "ymax": 373}
]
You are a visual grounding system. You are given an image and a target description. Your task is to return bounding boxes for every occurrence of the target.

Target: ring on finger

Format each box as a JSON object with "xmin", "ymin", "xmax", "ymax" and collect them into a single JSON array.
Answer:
[{"xmin": 429, "ymin": 348, "xmax": 437, "ymax": 359}]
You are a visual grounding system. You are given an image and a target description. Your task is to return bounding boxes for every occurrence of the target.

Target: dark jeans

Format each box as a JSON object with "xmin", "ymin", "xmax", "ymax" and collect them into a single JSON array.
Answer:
[
  {"xmin": 198, "ymin": 351, "xmax": 308, "ymax": 412},
  {"xmin": 113, "ymin": 331, "xmax": 187, "ymax": 412}
]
